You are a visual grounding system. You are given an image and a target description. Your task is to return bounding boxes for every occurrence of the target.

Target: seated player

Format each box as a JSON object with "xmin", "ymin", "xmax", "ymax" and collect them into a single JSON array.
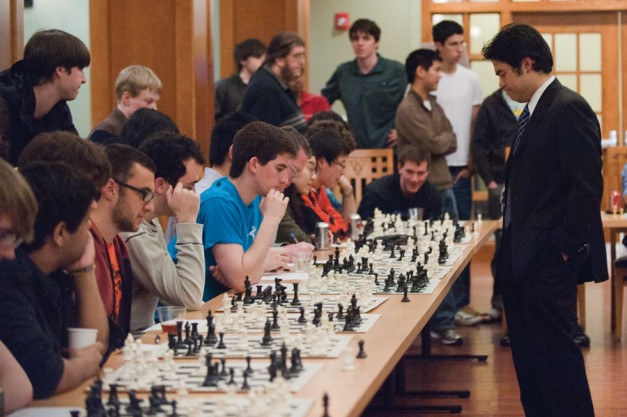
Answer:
[
  {"xmin": 0, "ymin": 159, "xmax": 36, "ymax": 411},
  {"xmin": 358, "ymin": 144, "xmax": 442, "ymax": 220},
  {"xmin": 278, "ymin": 147, "xmax": 317, "ymax": 244},
  {"xmin": 188, "ymin": 121, "xmax": 297, "ymax": 300},
  {"xmin": 89, "ymin": 65, "xmax": 162, "ymax": 144},
  {"xmin": 0, "ymin": 162, "xmax": 108, "ymax": 399},
  {"xmin": 122, "ymin": 133, "xmax": 206, "ymax": 334},
  {"xmin": 196, "ymin": 112, "xmax": 256, "ymax": 195},
  {"xmin": 120, "ymin": 108, "xmax": 179, "ymax": 149},
  {"xmin": 90, "ymin": 144, "xmax": 156, "ymax": 344},
  {"xmin": 300, "ymin": 121, "xmax": 357, "ymax": 237}
]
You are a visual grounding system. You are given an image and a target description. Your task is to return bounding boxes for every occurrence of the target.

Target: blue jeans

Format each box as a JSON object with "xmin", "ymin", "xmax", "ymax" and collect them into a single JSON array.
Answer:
[
  {"xmin": 430, "ymin": 188, "xmax": 460, "ymax": 330},
  {"xmin": 450, "ymin": 166, "xmax": 472, "ymax": 309}
]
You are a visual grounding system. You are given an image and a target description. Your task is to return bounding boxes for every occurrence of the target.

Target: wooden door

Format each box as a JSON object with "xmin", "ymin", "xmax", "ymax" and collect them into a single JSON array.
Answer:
[{"xmin": 513, "ymin": 12, "xmax": 620, "ymax": 142}]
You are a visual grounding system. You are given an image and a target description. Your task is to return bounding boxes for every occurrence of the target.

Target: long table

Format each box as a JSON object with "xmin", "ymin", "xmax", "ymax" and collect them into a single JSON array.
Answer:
[{"xmin": 32, "ymin": 220, "xmax": 497, "ymax": 417}]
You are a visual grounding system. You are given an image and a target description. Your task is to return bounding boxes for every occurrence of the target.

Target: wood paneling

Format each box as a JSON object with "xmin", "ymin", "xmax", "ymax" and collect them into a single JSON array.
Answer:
[
  {"xmin": 219, "ymin": 0, "xmax": 308, "ymax": 79},
  {"xmin": 89, "ymin": 0, "xmax": 213, "ymax": 157},
  {"xmin": 0, "ymin": 0, "xmax": 24, "ymax": 70}
]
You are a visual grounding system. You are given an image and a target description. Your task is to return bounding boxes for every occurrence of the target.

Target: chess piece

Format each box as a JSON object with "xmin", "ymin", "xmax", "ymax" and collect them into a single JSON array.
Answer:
[
  {"xmin": 401, "ymin": 285, "xmax": 410, "ymax": 302},
  {"xmin": 241, "ymin": 369, "xmax": 250, "ymax": 390},
  {"xmin": 271, "ymin": 308, "xmax": 281, "ymax": 330},
  {"xmin": 244, "ymin": 355, "xmax": 254, "ymax": 376},
  {"xmin": 357, "ymin": 340, "xmax": 367, "ymax": 359},
  {"xmin": 298, "ymin": 307, "xmax": 307, "ymax": 324},
  {"xmin": 291, "ymin": 282, "xmax": 301, "ymax": 306},
  {"xmin": 227, "ymin": 368, "xmax": 236, "ymax": 385},
  {"xmin": 261, "ymin": 319, "xmax": 273, "ymax": 346},
  {"xmin": 217, "ymin": 332, "xmax": 227, "ymax": 349}
]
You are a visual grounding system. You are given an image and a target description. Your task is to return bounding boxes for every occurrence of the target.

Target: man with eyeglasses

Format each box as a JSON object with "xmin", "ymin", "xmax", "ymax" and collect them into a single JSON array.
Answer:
[
  {"xmin": 122, "ymin": 133, "xmax": 206, "ymax": 334},
  {"xmin": 242, "ymin": 32, "xmax": 307, "ymax": 133},
  {"xmin": 89, "ymin": 144, "xmax": 156, "ymax": 345},
  {"xmin": 299, "ymin": 121, "xmax": 357, "ymax": 237}
]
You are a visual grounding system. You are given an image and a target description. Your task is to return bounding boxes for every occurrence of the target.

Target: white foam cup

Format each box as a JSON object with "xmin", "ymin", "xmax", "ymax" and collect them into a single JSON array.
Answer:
[{"xmin": 68, "ymin": 327, "xmax": 98, "ymax": 349}]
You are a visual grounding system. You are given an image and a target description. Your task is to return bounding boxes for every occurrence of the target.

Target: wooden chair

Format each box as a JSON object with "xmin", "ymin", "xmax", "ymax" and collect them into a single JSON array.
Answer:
[{"xmin": 338, "ymin": 148, "xmax": 395, "ymax": 206}]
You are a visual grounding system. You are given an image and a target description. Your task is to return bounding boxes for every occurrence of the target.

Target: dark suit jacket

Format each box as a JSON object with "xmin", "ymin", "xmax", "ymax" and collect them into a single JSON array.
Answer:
[{"xmin": 502, "ymin": 79, "xmax": 608, "ymax": 284}]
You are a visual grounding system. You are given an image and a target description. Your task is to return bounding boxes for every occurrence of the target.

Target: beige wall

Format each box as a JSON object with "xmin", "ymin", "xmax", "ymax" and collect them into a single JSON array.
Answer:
[{"xmin": 308, "ymin": 0, "xmax": 422, "ymax": 117}]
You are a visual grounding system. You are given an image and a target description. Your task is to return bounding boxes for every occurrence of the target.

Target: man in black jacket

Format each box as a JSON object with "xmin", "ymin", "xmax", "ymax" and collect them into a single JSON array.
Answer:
[{"xmin": 0, "ymin": 29, "xmax": 90, "ymax": 164}]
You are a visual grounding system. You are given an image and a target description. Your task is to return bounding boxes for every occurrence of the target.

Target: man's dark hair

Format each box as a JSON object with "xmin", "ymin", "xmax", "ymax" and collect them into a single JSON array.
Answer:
[
  {"xmin": 405, "ymin": 49, "xmax": 442, "ymax": 84},
  {"xmin": 306, "ymin": 127, "xmax": 354, "ymax": 164},
  {"xmin": 23, "ymin": 29, "xmax": 90, "ymax": 85},
  {"xmin": 306, "ymin": 120, "xmax": 356, "ymax": 159},
  {"xmin": 265, "ymin": 32, "xmax": 305, "ymax": 66},
  {"xmin": 398, "ymin": 144, "xmax": 432, "ymax": 168},
  {"xmin": 210, "ymin": 112, "xmax": 256, "ymax": 166},
  {"xmin": 139, "ymin": 132, "xmax": 205, "ymax": 186},
  {"xmin": 349, "ymin": 19, "xmax": 381, "ymax": 43},
  {"xmin": 230, "ymin": 121, "xmax": 297, "ymax": 178},
  {"xmin": 120, "ymin": 108, "xmax": 179, "ymax": 149},
  {"xmin": 18, "ymin": 131, "xmax": 111, "ymax": 193},
  {"xmin": 282, "ymin": 126, "xmax": 312, "ymax": 158},
  {"xmin": 482, "ymin": 23, "xmax": 553, "ymax": 74},
  {"xmin": 0, "ymin": 99, "xmax": 9, "ymax": 160},
  {"xmin": 306, "ymin": 111, "xmax": 348, "ymax": 129},
  {"xmin": 20, "ymin": 162, "xmax": 95, "ymax": 251},
  {"xmin": 432, "ymin": 20, "xmax": 463, "ymax": 45},
  {"xmin": 234, "ymin": 39, "xmax": 267, "ymax": 71},
  {"xmin": 106, "ymin": 144, "xmax": 156, "ymax": 183}
]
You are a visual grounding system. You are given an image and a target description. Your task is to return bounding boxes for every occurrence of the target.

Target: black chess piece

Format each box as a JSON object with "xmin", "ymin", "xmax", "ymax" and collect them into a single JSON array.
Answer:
[
  {"xmin": 107, "ymin": 384, "xmax": 120, "ymax": 409},
  {"xmin": 322, "ymin": 392, "xmax": 331, "ymax": 417},
  {"xmin": 298, "ymin": 307, "xmax": 307, "ymax": 324},
  {"xmin": 241, "ymin": 369, "xmax": 250, "ymax": 390},
  {"xmin": 169, "ymin": 400, "xmax": 179, "ymax": 417},
  {"xmin": 261, "ymin": 319, "xmax": 273, "ymax": 346},
  {"xmin": 227, "ymin": 368, "xmax": 236, "ymax": 385},
  {"xmin": 244, "ymin": 355, "xmax": 254, "ymax": 376},
  {"xmin": 291, "ymin": 282, "xmax": 301, "ymax": 306},
  {"xmin": 202, "ymin": 353, "xmax": 220, "ymax": 387},
  {"xmin": 126, "ymin": 390, "xmax": 143, "ymax": 416},
  {"xmin": 204, "ymin": 311, "xmax": 218, "ymax": 346},
  {"xmin": 271, "ymin": 308, "xmax": 281, "ymax": 330},
  {"xmin": 183, "ymin": 321, "xmax": 192, "ymax": 345},
  {"xmin": 289, "ymin": 347, "xmax": 304, "ymax": 373},
  {"xmin": 175, "ymin": 320, "xmax": 186, "ymax": 350},
  {"xmin": 357, "ymin": 340, "xmax": 367, "ymax": 359},
  {"xmin": 191, "ymin": 322, "xmax": 199, "ymax": 341},
  {"xmin": 343, "ymin": 310, "xmax": 354, "ymax": 332},
  {"xmin": 255, "ymin": 284, "xmax": 264, "ymax": 300},
  {"xmin": 217, "ymin": 332, "xmax": 227, "ymax": 349},
  {"xmin": 401, "ymin": 285, "xmax": 410, "ymax": 302},
  {"xmin": 243, "ymin": 276, "xmax": 253, "ymax": 304}
]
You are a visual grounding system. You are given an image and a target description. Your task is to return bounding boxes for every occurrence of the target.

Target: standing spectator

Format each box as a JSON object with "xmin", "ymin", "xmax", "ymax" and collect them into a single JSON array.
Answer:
[
  {"xmin": 483, "ymin": 23, "xmax": 607, "ymax": 416},
  {"xmin": 0, "ymin": 29, "xmax": 90, "ymax": 164},
  {"xmin": 215, "ymin": 39, "xmax": 267, "ymax": 123},
  {"xmin": 432, "ymin": 20, "xmax": 483, "ymax": 325},
  {"xmin": 322, "ymin": 19, "xmax": 406, "ymax": 149},
  {"xmin": 89, "ymin": 65, "xmax": 162, "ymax": 144},
  {"xmin": 242, "ymin": 33, "xmax": 306, "ymax": 132}
]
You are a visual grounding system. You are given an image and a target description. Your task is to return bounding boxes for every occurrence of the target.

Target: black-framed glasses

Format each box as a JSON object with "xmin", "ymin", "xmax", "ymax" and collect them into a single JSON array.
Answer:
[
  {"xmin": 114, "ymin": 179, "xmax": 155, "ymax": 203},
  {"xmin": 0, "ymin": 229, "xmax": 23, "ymax": 250}
]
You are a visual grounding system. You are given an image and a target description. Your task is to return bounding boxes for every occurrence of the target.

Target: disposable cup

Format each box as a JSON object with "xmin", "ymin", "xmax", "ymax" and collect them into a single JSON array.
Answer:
[
  {"xmin": 157, "ymin": 306, "xmax": 186, "ymax": 334},
  {"xmin": 292, "ymin": 252, "xmax": 312, "ymax": 272},
  {"xmin": 67, "ymin": 327, "xmax": 98, "ymax": 349}
]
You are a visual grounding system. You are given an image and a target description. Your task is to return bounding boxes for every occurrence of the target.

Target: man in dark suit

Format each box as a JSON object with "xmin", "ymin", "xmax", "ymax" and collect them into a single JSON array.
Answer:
[{"xmin": 483, "ymin": 24, "xmax": 608, "ymax": 417}]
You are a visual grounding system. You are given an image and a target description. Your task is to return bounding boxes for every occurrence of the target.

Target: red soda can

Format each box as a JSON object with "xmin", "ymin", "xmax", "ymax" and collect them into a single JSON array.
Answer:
[{"xmin": 610, "ymin": 190, "xmax": 621, "ymax": 212}]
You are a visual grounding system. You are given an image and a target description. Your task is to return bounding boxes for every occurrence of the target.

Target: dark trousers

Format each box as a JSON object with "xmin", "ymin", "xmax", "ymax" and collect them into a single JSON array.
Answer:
[{"xmin": 500, "ymin": 230, "xmax": 594, "ymax": 417}]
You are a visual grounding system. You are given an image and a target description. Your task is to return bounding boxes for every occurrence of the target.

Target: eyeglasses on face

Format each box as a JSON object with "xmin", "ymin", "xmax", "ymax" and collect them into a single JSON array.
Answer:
[{"xmin": 114, "ymin": 179, "xmax": 155, "ymax": 203}]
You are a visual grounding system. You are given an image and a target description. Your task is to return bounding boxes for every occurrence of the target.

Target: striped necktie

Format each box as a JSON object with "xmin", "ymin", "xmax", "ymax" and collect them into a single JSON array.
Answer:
[{"xmin": 504, "ymin": 105, "xmax": 530, "ymax": 229}]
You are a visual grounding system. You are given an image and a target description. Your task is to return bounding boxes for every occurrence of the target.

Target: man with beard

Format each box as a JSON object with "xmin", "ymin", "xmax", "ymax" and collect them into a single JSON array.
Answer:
[
  {"xmin": 89, "ymin": 144, "xmax": 156, "ymax": 342},
  {"xmin": 321, "ymin": 19, "xmax": 405, "ymax": 149},
  {"xmin": 242, "ymin": 32, "xmax": 306, "ymax": 133}
]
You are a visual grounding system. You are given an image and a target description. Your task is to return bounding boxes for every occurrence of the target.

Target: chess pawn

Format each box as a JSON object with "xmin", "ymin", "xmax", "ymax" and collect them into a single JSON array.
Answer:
[{"xmin": 342, "ymin": 347, "xmax": 356, "ymax": 371}]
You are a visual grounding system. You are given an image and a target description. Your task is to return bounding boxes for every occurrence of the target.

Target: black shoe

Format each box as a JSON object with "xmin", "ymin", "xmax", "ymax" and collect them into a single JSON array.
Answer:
[{"xmin": 571, "ymin": 325, "xmax": 590, "ymax": 347}]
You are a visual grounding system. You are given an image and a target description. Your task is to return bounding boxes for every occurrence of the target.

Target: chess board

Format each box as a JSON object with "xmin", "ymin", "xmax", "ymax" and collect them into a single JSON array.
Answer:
[
  {"xmin": 102, "ymin": 360, "xmax": 324, "ymax": 393},
  {"xmin": 70, "ymin": 395, "xmax": 314, "ymax": 417},
  {"xmin": 149, "ymin": 332, "xmax": 353, "ymax": 359},
  {"xmin": 201, "ymin": 313, "xmax": 380, "ymax": 334},
  {"xmin": 217, "ymin": 294, "xmax": 388, "ymax": 314}
]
